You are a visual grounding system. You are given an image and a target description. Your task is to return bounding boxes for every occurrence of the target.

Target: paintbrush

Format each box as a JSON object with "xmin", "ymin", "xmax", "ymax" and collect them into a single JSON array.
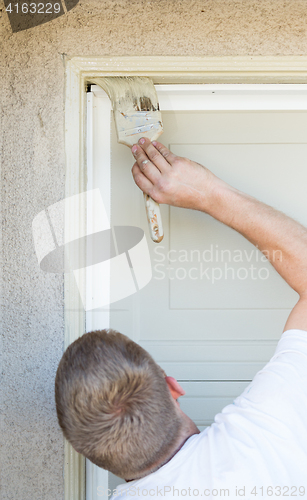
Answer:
[{"xmin": 91, "ymin": 76, "xmax": 164, "ymax": 243}]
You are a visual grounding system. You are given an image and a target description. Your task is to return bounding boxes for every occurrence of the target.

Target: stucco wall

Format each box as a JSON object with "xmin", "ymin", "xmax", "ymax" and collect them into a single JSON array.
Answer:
[{"xmin": 1, "ymin": 1, "xmax": 307, "ymax": 499}]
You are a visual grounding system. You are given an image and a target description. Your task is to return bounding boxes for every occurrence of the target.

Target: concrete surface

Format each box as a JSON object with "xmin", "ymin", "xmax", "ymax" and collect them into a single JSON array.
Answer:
[{"xmin": 1, "ymin": 1, "xmax": 307, "ymax": 499}]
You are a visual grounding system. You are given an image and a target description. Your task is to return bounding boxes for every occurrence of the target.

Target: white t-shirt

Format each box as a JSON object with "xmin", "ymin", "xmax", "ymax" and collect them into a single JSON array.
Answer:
[{"xmin": 111, "ymin": 330, "xmax": 307, "ymax": 500}]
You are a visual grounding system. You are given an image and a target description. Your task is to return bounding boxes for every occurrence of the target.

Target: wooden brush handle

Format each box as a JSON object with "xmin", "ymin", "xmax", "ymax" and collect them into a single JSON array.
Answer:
[{"xmin": 143, "ymin": 194, "xmax": 164, "ymax": 243}]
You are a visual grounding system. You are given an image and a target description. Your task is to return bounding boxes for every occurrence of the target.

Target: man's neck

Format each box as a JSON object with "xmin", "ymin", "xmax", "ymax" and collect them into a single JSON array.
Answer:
[
  {"xmin": 154, "ymin": 429, "xmax": 200, "ymax": 469},
  {"xmin": 125, "ymin": 419, "xmax": 200, "ymax": 482}
]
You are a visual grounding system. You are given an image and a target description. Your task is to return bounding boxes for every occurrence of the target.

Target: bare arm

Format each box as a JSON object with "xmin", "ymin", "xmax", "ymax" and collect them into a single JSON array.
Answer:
[{"xmin": 131, "ymin": 138, "xmax": 307, "ymax": 332}]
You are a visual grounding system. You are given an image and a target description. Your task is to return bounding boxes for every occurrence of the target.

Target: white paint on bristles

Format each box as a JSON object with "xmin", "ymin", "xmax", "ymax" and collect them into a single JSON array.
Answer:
[{"xmin": 91, "ymin": 77, "xmax": 163, "ymax": 147}]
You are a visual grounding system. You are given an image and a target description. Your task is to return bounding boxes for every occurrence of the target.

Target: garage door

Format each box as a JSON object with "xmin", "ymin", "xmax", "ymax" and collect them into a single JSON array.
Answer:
[{"xmin": 86, "ymin": 84, "xmax": 307, "ymax": 495}]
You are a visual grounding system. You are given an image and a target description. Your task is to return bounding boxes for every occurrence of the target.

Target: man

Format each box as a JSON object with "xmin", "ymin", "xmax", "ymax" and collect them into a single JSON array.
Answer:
[{"xmin": 55, "ymin": 138, "xmax": 307, "ymax": 498}]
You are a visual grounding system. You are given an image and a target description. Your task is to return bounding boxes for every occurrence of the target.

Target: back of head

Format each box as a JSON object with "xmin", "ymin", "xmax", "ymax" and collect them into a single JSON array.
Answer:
[{"xmin": 55, "ymin": 329, "xmax": 182, "ymax": 478}]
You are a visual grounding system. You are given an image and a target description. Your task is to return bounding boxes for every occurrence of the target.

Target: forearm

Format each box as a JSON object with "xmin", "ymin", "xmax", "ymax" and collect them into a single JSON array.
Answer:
[
  {"xmin": 204, "ymin": 179, "xmax": 307, "ymax": 297},
  {"xmin": 131, "ymin": 138, "xmax": 307, "ymax": 298}
]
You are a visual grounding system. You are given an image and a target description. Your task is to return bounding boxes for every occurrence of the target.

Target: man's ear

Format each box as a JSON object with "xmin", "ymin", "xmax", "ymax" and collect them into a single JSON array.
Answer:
[{"xmin": 165, "ymin": 376, "xmax": 186, "ymax": 400}]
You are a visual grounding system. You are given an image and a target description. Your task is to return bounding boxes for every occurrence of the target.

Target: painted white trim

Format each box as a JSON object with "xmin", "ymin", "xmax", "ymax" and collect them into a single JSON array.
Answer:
[
  {"xmin": 67, "ymin": 55, "xmax": 307, "ymax": 83},
  {"xmin": 85, "ymin": 92, "xmax": 113, "ymax": 500},
  {"xmin": 64, "ymin": 55, "xmax": 307, "ymax": 500},
  {"xmin": 86, "ymin": 459, "xmax": 108, "ymax": 500},
  {"xmin": 85, "ymin": 90, "xmax": 112, "ymax": 328},
  {"xmin": 64, "ymin": 56, "xmax": 87, "ymax": 500}
]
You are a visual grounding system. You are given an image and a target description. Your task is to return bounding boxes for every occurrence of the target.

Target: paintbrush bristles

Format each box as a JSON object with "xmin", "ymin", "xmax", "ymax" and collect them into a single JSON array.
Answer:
[
  {"xmin": 92, "ymin": 76, "xmax": 160, "ymax": 112},
  {"xmin": 91, "ymin": 76, "xmax": 163, "ymax": 148}
]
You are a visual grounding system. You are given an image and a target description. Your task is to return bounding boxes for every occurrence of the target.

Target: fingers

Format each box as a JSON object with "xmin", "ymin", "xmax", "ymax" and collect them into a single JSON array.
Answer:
[
  {"xmin": 151, "ymin": 140, "xmax": 177, "ymax": 164},
  {"xmin": 131, "ymin": 162, "xmax": 154, "ymax": 195},
  {"xmin": 131, "ymin": 138, "xmax": 178, "ymax": 203},
  {"xmin": 131, "ymin": 144, "xmax": 162, "ymax": 184},
  {"xmin": 132, "ymin": 138, "xmax": 174, "ymax": 174}
]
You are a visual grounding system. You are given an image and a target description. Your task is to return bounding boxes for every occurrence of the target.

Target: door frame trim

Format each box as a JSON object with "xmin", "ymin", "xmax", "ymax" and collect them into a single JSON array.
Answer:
[{"xmin": 64, "ymin": 55, "xmax": 307, "ymax": 500}]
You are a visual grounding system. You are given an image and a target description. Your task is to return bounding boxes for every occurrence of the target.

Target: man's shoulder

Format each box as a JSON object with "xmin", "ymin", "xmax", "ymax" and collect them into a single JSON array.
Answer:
[{"xmin": 273, "ymin": 329, "xmax": 307, "ymax": 358}]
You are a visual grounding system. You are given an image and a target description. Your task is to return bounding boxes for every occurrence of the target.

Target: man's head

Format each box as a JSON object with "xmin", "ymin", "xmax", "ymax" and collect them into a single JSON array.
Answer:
[{"xmin": 55, "ymin": 329, "xmax": 184, "ymax": 479}]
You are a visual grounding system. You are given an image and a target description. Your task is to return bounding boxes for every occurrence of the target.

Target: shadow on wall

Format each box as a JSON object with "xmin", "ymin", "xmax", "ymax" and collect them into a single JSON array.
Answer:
[{"xmin": 4, "ymin": 0, "xmax": 79, "ymax": 33}]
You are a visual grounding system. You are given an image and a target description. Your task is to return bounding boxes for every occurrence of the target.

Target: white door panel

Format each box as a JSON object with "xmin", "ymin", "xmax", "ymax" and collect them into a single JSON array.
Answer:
[
  {"xmin": 169, "ymin": 205, "xmax": 296, "ymax": 310},
  {"xmin": 114, "ymin": 308, "xmax": 289, "ymax": 341},
  {"xmin": 156, "ymin": 361, "xmax": 267, "ymax": 381},
  {"xmin": 180, "ymin": 381, "xmax": 250, "ymax": 429},
  {"xmin": 172, "ymin": 143, "xmax": 307, "ymax": 222},
  {"xmin": 160, "ymin": 110, "xmax": 307, "ymax": 144}
]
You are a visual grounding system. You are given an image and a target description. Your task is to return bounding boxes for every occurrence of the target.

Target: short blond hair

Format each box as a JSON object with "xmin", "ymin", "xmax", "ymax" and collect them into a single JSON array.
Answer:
[{"xmin": 55, "ymin": 329, "xmax": 182, "ymax": 478}]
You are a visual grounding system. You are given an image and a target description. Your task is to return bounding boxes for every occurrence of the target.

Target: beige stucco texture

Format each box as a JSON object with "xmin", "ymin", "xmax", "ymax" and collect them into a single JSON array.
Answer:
[{"xmin": 1, "ymin": 1, "xmax": 307, "ymax": 499}]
